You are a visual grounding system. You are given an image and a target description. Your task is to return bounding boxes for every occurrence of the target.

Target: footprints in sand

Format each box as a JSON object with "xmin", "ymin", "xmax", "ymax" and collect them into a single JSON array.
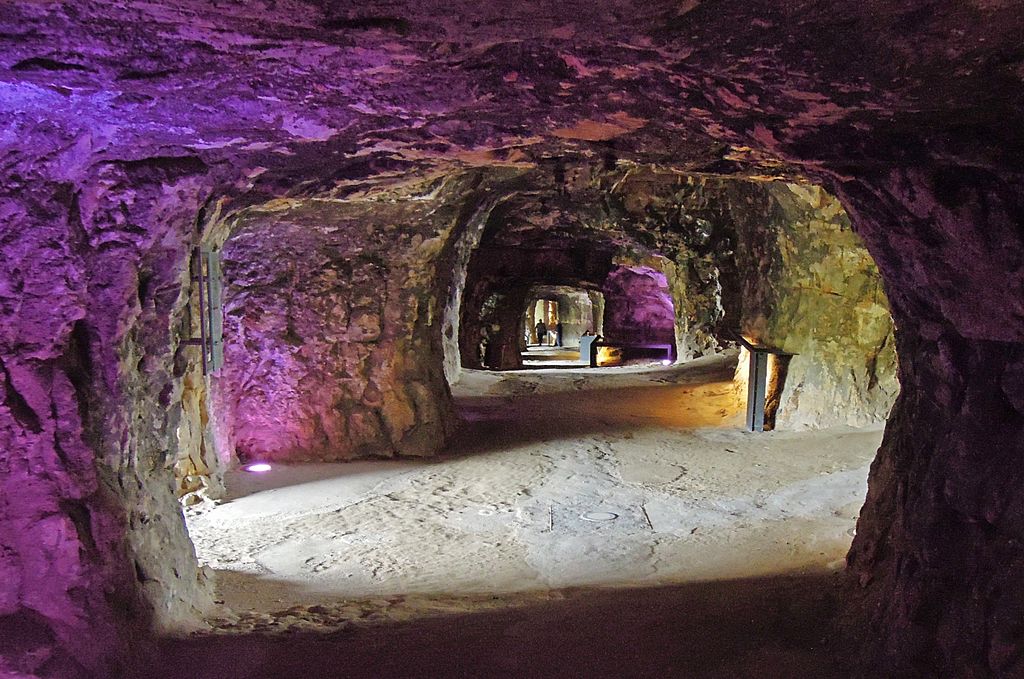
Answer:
[{"xmin": 187, "ymin": 357, "xmax": 880, "ymax": 623}]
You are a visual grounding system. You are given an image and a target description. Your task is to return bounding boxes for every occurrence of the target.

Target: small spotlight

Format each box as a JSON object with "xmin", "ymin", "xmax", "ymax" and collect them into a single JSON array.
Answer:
[
  {"xmin": 661, "ymin": 359, "xmax": 672, "ymax": 366},
  {"xmin": 244, "ymin": 463, "xmax": 272, "ymax": 473}
]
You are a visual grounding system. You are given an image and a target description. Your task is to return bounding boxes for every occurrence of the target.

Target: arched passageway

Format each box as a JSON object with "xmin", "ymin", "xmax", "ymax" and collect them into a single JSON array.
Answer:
[
  {"xmin": 1, "ymin": 3, "xmax": 1022, "ymax": 679},
  {"xmin": 172, "ymin": 171, "xmax": 896, "ymax": 677}
]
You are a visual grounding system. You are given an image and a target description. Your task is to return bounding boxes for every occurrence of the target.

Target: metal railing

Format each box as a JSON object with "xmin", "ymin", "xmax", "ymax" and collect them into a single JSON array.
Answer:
[{"xmin": 182, "ymin": 247, "xmax": 224, "ymax": 375}]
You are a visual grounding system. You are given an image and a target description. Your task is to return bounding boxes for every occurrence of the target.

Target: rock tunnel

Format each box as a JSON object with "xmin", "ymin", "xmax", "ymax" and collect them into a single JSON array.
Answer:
[{"xmin": 1, "ymin": 2, "xmax": 1022, "ymax": 678}]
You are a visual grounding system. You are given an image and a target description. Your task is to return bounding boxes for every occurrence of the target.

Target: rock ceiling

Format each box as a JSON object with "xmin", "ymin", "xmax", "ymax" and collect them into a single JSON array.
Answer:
[{"xmin": 4, "ymin": 0, "xmax": 1022, "ymax": 202}]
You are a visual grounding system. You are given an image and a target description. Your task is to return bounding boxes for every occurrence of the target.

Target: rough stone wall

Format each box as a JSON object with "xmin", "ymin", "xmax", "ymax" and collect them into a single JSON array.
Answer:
[
  {"xmin": 601, "ymin": 266, "xmax": 676, "ymax": 346},
  {"xmin": 841, "ymin": 172, "xmax": 1024, "ymax": 678},
  {"xmin": 1, "ymin": 1, "xmax": 1022, "ymax": 677},
  {"xmin": 173, "ymin": 357, "xmax": 224, "ymax": 504},
  {"xmin": 439, "ymin": 172, "xmax": 524, "ymax": 384},
  {"xmin": 490, "ymin": 287, "xmax": 532, "ymax": 369},
  {"xmin": 589, "ymin": 291, "xmax": 606, "ymax": 337},
  {"xmin": 611, "ymin": 172, "xmax": 740, "ymax": 359},
  {"xmin": 210, "ymin": 183, "xmax": 472, "ymax": 463},
  {"xmin": 734, "ymin": 182, "xmax": 898, "ymax": 428},
  {"xmin": 0, "ymin": 153, "xmax": 215, "ymax": 678}
]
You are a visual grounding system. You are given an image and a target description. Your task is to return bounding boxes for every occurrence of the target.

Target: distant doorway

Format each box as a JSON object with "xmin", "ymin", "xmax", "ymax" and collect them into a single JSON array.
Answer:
[
  {"xmin": 528, "ymin": 298, "xmax": 560, "ymax": 347},
  {"xmin": 518, "ymin": 288, "xmax": 604, "ymax": 367}
]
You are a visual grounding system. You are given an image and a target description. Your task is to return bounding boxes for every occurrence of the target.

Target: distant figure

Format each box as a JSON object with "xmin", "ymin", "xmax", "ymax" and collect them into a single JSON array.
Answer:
[
  {"xmin": 555, "ymin": 321, "xmax": 564, "ymax": 347},
  {"xmin": 535, "ymin": 319, "xmax": 547, "ymax": 346}
]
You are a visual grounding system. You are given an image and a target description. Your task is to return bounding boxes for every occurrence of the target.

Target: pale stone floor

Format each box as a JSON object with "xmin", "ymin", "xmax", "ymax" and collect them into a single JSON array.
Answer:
[{"xmin": 185, "ymin": 352, "xmax": 881, "ymax": 640}]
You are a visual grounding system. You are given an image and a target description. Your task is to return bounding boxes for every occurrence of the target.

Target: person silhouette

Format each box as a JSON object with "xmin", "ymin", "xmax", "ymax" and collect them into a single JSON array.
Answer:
[{"xmin": 535, "ymin": 318, "xmax": 547, "ymax": 346}]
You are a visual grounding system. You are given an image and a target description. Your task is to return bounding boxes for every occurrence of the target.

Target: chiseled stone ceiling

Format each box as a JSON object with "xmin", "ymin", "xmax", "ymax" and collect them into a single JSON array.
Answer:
[
  {"xmin": 6, "ymin": 0, "xmax": 1022, "ymax": 342},
  {"xmin": 4, "ymin": 1, "xmax": 1021, "ymax": 188}
]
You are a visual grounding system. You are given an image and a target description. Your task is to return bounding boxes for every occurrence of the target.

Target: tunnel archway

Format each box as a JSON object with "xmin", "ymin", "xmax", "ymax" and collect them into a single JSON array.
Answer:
[
  {"xmin": 2, "ymin": 4, "xmax": 1022, "ymax": 678},
  {"xmin": 167, "ymin": 164, "xmax": 1015, "ymax": 679},
  {"xmin": 162, "ymin": 170, "xmax": 904, "ymax": 641},
  {"xmin": 112, "ymin": 163, "xmax": 901, "ymax": 659},
  {"xmin": 600, "ymin": 265, "xmax": 677, "ymax": 363},
  {"xmin": 523, "ymin": 286, "xmax": 603, "ymax": 350}
]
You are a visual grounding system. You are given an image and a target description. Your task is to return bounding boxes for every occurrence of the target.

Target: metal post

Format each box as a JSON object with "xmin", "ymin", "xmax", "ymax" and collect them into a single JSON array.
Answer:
[
  {"xmin": 193, "ymin": 247, "xmax": 209, "ymax": 376},
  {"xmin": 205, "ymin": 249, "xmax": 223, "ymax": 372},
  {"xmin": 746, "ymin": 349, "xmax": 769, "ymax": 432}
]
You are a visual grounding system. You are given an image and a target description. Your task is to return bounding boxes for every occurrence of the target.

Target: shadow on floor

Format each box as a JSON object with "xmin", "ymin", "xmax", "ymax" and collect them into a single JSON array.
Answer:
[{"xmin": 144, "ymin": 572, "xmax": 846, "ymax": 679}]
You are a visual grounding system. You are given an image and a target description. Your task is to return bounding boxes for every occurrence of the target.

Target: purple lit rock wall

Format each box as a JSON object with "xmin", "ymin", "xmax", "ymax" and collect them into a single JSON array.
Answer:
[
  {"xmin": 208, "ymin": 181, "xmax": 484, "ymax": 463},
  {"xmin": 1, "ymin": 1, "xmax": 1022, "ymax": 677},
  {"xmin": 840, "ymin": 173, "xmax": 1024, "ymax": 677},
  {"xmin": 601, "ymin": 266, "xmax": 676, "ymax": 347},
  {"xmin": 0, "ymin": 155, "xmax": 215, "ymax": 677}
]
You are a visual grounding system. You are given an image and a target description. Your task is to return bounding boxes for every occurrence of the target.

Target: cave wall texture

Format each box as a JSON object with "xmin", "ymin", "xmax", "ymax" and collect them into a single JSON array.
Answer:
[
  {"xmin": 601, "ymin": 265, "xmax": 677, "ymax": 346},
  {"xmin": 0, "ymin": 155, "xmax": 217, "ymax": 676},
  {"xmin": 1, "ymin": 1, "xmax": 1022, "ymax": 678},
  {"xmin": 730, "ymin": 182, "xmax": 899, "ymax": 428},
  {"xmin": 207, "ymin": 178, "xmax": 476, "ymax": 464}
]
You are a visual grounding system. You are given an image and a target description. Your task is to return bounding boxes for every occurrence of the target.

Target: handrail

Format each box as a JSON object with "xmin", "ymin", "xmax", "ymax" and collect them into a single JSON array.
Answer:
[{"xmin": 731, "ymin": 334, "xmax": 796, "ymax": 356}]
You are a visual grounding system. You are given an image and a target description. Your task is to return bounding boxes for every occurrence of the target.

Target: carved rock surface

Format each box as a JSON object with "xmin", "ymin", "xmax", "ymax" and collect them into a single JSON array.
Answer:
[
  {"xmin": 602, "ymin": 266, "xmax": 676, "ymax": 346},
  {"xmin": 210, "ymin": 181, "xmax": 467, "ymax": 462},
  {"xmin": 0, "ymin": 2, "xmax": 1022, "ymax": 678},
  {"xmin": 734, "ymin": 183, "xmax": 899, "ymax": 429}
]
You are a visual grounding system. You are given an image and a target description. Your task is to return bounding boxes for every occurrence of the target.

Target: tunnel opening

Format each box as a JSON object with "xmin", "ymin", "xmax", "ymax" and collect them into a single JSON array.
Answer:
[
  {"xmin": 597, "ymin": 265, "xmax": 678, "ymax": 367},
  {"xmin": 517, "ymin": 270, "xmax": 681, "ymax": 370},
  {"xmin": 521, "ymin": 286, "xmax": 605, "ymax": 367},
  {"xmin": 4, "ymin": 5, "xmax": 1021, "ymax": 676},
  {"xmin": 525, "ymin": 295, "xmax": 564, "ymax": 348},
  {"xmin": 163, "ymin": 170, "xmax": 901, "ymax": 645}
]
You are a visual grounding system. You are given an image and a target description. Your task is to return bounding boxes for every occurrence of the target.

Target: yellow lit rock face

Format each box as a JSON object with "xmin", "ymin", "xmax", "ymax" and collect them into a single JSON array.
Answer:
[
  {"xmin": 735, "ymin": 183, "xmax": 898, "ymax": 429},
  {"xmin": 596, "ymin": 346, "xmax": 623, "ymax": 366}
]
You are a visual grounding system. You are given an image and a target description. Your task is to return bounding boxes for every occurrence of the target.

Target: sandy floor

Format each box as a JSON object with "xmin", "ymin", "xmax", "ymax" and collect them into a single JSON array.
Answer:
[{"xmin": 185, "ymin": 352, "xmax": 881, "ymax": 640}]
